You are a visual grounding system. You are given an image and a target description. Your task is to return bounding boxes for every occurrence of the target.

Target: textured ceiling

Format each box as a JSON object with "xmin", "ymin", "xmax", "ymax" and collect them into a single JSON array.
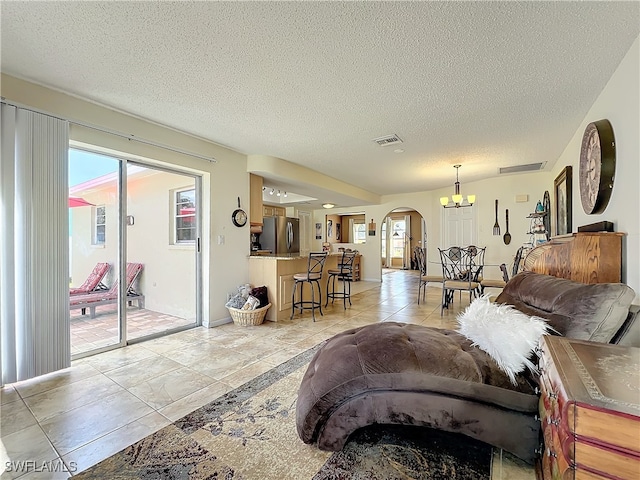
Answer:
[{"xmin": 1, "ymin": 1, "xmax": 639, "ymax": 202}]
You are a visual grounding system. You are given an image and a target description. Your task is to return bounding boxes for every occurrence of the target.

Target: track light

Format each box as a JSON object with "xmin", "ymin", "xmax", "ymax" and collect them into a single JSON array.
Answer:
[
  {"xmin": 283, "ymin": 191, "xmax": 287, "ymax": 197},
  {"xmin": 277, "ymin": 190, "xmax": 281, "ymax": 196},
  {"xmin": 270, "ymin": 188, "xmax": 274, "ymax": 195}
]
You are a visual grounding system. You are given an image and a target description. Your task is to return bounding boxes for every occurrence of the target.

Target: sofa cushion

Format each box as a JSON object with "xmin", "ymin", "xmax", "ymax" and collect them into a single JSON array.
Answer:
[
  {"xmin": 457, "ymin": 295, "xmax": 552, "ymax": 384},
  {"xmin": 495, "ymin": 271, "xmax": 635, "ymax": 343}
]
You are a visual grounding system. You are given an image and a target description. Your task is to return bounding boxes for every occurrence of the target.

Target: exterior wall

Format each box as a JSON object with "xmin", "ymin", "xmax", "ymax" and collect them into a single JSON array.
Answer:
[{"xmin": 71, "ymin": 170, "xmax": 198, "ymax": 319}]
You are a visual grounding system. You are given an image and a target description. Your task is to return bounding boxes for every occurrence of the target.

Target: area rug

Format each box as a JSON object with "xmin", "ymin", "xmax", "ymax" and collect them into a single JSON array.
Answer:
[{"xmin": 74, "ymin": 343, "xmax": 491, "ymax": 479}]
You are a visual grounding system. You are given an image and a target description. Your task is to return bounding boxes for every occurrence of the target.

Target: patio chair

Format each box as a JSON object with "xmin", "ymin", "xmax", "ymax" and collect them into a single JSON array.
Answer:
[
  {"xmin": 70, "ymin": 262, "xmax": 144, "ymax": 318},
  {"xmin": 69, "ymin": 262, "xmax": 110, "ymax": 295}
]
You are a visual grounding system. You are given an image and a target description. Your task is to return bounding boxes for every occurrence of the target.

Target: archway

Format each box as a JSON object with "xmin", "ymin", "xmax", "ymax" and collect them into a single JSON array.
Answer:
[{"xmin": 380, "ymin": 207, "xmax": 425, "ymax": 271}]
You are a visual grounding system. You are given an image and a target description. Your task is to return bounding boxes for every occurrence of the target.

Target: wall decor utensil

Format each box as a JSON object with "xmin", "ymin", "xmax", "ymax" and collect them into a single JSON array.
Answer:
[
  {"xmin": 493, "ymin": 200, "xmax": 500, "ymax": 235},
  {"xmin": 503, "ymin": 209, "xmax": 511, "ymax": 245}
]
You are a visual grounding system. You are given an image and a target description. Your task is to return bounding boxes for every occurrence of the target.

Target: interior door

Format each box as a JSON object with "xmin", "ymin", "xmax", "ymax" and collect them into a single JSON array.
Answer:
[{"xmin": 443, "ymin": 205, "xmax": 477, "ymax": 247}]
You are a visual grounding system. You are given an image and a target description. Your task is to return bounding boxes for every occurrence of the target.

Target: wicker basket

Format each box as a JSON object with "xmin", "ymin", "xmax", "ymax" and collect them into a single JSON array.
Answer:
[{"xmin": 227, "ymin": 303, "xmax": 271, "ymax": 326}]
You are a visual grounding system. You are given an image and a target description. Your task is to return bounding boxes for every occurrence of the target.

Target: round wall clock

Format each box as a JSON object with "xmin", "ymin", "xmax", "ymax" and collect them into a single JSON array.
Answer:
[
  {"xmin": 579, "ymin": 119, "xmax": 616, "ymax": 215},
  {"xmin": 232, "ymin": 197, "xmax": 247, "ymax": 227}
]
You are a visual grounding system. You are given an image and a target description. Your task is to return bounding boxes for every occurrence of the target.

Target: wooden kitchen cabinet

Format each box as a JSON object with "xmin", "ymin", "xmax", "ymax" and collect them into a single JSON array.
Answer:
[
  {"xmin": 538, "ymin": 336, "xmax": 640, "ymax": 480},
  {"xmin": 263, "ymin": 205, "xmax": 285, "ymax": 217},
  {"xmin": 249, "ymin": 173, "xmax": 263, "ymax": 225}
]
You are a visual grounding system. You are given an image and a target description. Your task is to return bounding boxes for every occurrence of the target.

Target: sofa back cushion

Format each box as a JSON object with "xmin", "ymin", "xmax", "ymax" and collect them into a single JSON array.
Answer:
[{"xmin": 495, "ymin": 271, "xmax": 635, "ymax": 343}]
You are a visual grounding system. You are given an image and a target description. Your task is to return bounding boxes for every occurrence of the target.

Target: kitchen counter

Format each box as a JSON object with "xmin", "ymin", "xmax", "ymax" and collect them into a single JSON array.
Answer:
[
  {"xmin": 249, "ymin": 253, "xmax": 361, "ymax": 321},
  {"xmin": 249, "ymin": 252, "xmax": 345, "ymax": 260}
]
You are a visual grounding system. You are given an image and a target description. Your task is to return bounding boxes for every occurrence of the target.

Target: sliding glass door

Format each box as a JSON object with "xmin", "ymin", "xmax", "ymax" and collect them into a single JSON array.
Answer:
[
  {"xmin": 69, "ymin": 149, "xmax": 121, "ymax": 356},
  {"xmin": 69, "ymin": 148, "xmax": 201, "ymax": 357},
  {"xmin": 125, "ymin": 162, "xmax": 200, "ymax": 342}
]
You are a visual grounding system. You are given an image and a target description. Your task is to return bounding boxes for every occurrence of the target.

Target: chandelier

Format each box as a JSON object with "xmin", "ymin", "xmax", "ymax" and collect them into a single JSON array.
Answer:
[{"xmin": 440, "ymin": 165, "xmax": 476, "ymax": 208}]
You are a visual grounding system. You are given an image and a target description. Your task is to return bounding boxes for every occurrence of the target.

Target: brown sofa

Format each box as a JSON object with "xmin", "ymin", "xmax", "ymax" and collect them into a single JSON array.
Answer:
[{"xmin": 296, "ymin": 271, "xmax": 637, "ymax": 463}]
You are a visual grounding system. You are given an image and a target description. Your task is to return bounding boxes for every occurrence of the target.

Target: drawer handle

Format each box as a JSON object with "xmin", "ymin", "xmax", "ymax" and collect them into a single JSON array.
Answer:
[{"xmin": 546, "ymin": 448, "xmax": 557, "ymax": 458}]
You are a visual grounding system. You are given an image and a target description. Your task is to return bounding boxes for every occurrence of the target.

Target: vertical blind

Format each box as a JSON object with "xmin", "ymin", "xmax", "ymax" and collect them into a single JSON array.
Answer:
[{"xmin": 1, "ymin": 104, "xmax": 70, "ymax": 385}]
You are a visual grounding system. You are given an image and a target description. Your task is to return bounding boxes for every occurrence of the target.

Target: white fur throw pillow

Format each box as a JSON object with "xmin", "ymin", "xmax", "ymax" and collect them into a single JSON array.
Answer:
[{"xmin": 456, "ymin": 295, "xmax": 551, "ymax": 384}]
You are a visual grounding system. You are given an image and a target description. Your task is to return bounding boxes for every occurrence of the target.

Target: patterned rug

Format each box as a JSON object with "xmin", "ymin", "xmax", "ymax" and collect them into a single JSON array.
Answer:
[{"xmin": 74, "ymin": 344, "xmax": 491, "ymax": 479}]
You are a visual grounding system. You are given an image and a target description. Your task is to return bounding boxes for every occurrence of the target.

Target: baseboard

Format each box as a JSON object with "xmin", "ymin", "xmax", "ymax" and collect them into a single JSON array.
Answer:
[{"xmin": 205, "ymin": 317, "xmax": 233, "ymax": 328}]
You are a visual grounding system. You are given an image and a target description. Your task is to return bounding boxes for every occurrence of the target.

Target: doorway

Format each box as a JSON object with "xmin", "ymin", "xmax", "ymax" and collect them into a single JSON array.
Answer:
[{"xmin": 68, "ymin": 148, "xmax": 201, "ymax": 357}]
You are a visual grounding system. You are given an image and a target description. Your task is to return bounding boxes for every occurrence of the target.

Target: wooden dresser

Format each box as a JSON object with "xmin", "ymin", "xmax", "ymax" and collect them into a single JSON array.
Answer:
[
  {"xmin": 524, "ymin": 232, "xmax": 624, "ymax": 284},
  {"xmin": 538, "ymin": 336, "xmax": 640, "ymax": 479}
]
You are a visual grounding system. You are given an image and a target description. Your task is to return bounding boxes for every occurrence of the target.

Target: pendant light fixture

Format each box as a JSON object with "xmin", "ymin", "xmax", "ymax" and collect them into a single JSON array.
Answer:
[{"xmin": 440, "ymin": 165, "xmax": 476, "ymax": 208}]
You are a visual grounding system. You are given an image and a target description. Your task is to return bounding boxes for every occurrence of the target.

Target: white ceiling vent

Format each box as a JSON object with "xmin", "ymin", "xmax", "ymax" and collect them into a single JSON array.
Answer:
[
  {"xmin": 499, "ymin": 162, "xmax": 546, "ymax": 174},
  {"xmin": 372, "ymin": 134, "xmax": 403, "ymax": 147}
]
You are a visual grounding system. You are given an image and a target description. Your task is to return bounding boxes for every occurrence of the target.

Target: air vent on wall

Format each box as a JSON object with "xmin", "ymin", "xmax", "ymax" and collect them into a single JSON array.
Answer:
[
  {"xmin": 372, "ymin": 134, "xmax": 403, "ymax": 146},
  {"xmin": 499, "ymin": 162, "xmax": 545, "ymax": 174}
]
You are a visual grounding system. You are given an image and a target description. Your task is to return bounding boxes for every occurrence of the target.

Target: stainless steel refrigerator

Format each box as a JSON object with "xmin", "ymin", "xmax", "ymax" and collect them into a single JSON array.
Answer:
[{"xmin": 261, "ymin": 216, "xmax": 300, "ymax": 255}]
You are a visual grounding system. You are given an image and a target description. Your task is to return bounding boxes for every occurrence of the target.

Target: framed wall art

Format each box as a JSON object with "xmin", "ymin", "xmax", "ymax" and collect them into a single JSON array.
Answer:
[{"xmin": 554, "ymin": 166, "xmax": 573, "ymax": 236}]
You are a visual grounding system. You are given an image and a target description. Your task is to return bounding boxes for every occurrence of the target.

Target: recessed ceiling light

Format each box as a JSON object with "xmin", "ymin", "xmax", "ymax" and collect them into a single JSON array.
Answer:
[
  {"xmin": 322, "ymin": 203, "xmax": 335, "ymax": 209},
  {"xmin": 394, "ymin": 149, "xmax": 404, "ymax": 153}
]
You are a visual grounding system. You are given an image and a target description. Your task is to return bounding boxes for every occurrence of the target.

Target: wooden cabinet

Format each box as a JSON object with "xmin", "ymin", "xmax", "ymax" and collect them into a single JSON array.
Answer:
[
  {"xmin": 263, "ymin": 205, "xmax": 285, "ymax": 217},
  {"xmin": 524, "ymin": 232, "xmax": 623, "ymax": 284},
  {"xmin": 538, "ymin": 336, "xmax": 640, "ymax": 480},
  {"xmin": 249, "ymin": 174, "xmax": 263, "ymax": 226}
]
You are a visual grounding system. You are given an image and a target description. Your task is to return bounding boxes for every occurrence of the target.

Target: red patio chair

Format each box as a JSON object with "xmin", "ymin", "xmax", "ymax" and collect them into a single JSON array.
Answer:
[
  {"xmin": 69, "ymin": 262, "xmax": 110, "ymax": 295},
  {"xmin": 70, "ymin": 263, "xmax": 144, "ymax": 318}
]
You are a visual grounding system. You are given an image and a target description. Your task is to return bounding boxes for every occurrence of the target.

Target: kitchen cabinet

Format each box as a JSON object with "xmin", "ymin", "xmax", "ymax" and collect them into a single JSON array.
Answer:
[
  {"xmin": 249, "ymin": 174, "xmax": 263, "ymax": 225},
  {"xmin": 538, "ymin": 336, "xmax": 640, "ymax": 480},
  {"xmin": 263, "ymin": 205, "xmax": 285, "ymax": 217}
]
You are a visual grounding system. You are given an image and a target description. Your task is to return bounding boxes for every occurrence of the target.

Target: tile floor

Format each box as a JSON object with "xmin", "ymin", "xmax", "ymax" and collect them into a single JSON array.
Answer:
[
  {"xmin": 1, "ymin": 269, "xmax": 534, "ymax": 479},
  {"xmin": 70, "ymin": 304, "xmax": 193, "ymax": 355}
]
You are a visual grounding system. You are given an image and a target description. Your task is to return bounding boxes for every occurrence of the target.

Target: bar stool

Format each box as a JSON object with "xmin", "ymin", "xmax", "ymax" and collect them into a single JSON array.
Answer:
[
  {"xmin": 291, "ymin": 252, "xmax": 328, "ymax": 321},
  {"xmin": 326, "ymin": 250, "xmax": 357, "ymax": 309}
]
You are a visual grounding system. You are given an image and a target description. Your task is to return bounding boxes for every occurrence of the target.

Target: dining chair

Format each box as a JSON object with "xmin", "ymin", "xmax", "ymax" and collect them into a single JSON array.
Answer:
[
  {"xmin": 438, "ymin": 245, "xmax": 485, "ymax": 315},
  {"xmin": 479, "ymin": 263, "xmax": 509, "ymax": 294},
  {"xmin": 415, "ymin": 247, "xmax": 442, "ymax": 305}
]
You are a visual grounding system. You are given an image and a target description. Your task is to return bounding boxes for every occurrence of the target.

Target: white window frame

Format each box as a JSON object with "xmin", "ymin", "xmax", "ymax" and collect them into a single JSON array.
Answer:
[
  {"xmin": 92, "ymin": 205, "xmax": 106, "ymax": 245},
  {"xmin": 351, "ymin": 219, "xmax": 366, "ymax": 244},
  {"xmin": 174, "ymin": 187, "xmax": 196, "ymax": 244}
]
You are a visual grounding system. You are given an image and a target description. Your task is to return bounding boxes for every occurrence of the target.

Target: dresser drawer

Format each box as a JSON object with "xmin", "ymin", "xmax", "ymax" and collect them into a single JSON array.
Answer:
[
  {"xmin": 538, "ymin": 337, "xmax": 640, "ymax": 480},
  {"xmin": 541, "ymin": 417, "xmax": 574, "ymax": 480}
]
